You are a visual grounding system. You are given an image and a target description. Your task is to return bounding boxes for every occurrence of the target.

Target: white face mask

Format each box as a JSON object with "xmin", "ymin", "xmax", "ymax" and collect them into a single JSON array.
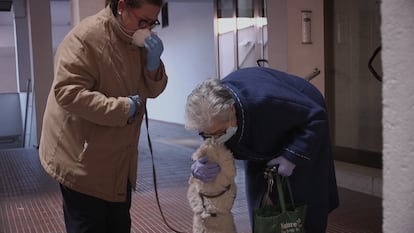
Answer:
[
  {"xmin": 214, "ymin": 126, "xmax": 237, "ymax": 144},
  {"xmin": 116, "ymin": 17, "xmax": 151, "ymax": 47},
  {"xmin": 132, "ymin": 29, "xmax": 151, "ymax": 47}
]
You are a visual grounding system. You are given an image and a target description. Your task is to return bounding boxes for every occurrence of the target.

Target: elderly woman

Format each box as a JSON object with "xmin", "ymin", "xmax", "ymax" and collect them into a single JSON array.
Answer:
[{"xmin": 185, "ymin": 67, "xmax": 339, "ymax": 233}]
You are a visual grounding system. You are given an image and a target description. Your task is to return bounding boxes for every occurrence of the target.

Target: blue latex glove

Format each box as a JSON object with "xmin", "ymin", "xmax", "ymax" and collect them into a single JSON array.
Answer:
[
  {"xmin": 128, "ymin": 95, "xmax": 142, "ymax": 117},
  {"xmin": 266, "ymin": 156, "xmax": 296, "ymax": 177},
  {"xmin": 191, "ymin": 156, "xmax": 221, "ymax": 182},
  {"xmin": 128, "ymin": 98, "xmax": 136, "ymax": 117},
  {"xmin": 144, "ymin": 34, "xmax": 164, "ymax": 71}
]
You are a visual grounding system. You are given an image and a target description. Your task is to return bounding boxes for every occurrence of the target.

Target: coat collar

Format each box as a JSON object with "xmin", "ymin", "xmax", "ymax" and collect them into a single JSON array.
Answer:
[
  {"xmin": 222, "ymin": 84, "xmax": 246, "ymax": 144},
  {"xmin": 104, "ymin": 6, "xmax": 133, "ymax": 45}
]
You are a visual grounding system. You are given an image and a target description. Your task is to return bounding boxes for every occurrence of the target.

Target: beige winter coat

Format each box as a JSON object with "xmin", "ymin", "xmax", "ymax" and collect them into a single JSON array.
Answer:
[{"xmin": 39, "ymin": 6, "xmax": 167, "ymax": 202}]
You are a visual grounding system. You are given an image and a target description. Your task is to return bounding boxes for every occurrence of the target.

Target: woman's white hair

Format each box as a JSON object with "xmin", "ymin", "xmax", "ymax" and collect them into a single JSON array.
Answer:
[{"xmin": 185, "ymin": 78, "xmax": 235, "ymax": 132}]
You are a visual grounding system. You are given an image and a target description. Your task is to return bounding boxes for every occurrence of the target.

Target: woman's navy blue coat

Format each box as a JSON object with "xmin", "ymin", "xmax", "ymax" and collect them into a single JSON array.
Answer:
[{"xmin": 222, "ymin": 67, "xmax": 339, "ymax": 232}]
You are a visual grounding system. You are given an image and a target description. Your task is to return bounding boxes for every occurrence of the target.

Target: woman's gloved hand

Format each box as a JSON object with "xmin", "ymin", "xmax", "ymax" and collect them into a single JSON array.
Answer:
[
  {"xmin": 127, "ymin": 95, "xmax": 142, "ymax": 117},
  {"xmin": 191, "ymin": 156, "xmax": 221, "ymax": 182},
  {"xmin": 144, "ymin": 34, "xmax": 164, "ymax": 71},
  {"xmin": 266, "ymin": 156, "xmax": 296, "ymax": 177}
]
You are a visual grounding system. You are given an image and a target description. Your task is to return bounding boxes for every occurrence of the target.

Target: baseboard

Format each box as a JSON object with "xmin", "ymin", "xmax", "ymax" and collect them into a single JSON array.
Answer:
[{"xmin": 334, "ymin": 160, "xmax": 382, "ymax": 198}]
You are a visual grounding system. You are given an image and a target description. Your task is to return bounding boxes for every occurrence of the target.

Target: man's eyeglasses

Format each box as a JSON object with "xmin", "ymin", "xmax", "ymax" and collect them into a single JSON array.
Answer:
[{"xmin": 129, "ymin": 9, "xmax": 160, "ymax": 29}]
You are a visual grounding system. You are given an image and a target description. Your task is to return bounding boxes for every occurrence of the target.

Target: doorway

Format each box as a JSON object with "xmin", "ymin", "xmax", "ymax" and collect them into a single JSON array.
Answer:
[{"xmin": 325, "ymin": 0, "xmax": 382, "ymax": 168}]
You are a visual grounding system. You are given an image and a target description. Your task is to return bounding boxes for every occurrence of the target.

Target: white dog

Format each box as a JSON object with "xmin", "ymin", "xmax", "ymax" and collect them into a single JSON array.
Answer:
[{"xmin": 187, "ymin": 138, "xmax": 237, "ymax": 233}]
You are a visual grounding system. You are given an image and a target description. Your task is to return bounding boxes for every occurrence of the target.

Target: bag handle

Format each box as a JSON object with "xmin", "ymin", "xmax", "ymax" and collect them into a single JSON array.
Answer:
[
  {"xmin": 261, "ymin": 168, "xmax": 275, "ymax": 207},
  {"xmin": 263, "ymin": 167, "xmax": 296, "ymax": 212},
  {"xmin": 285, "ymin": 176, "xmax": 296, "ymax": 208},
  {"xmin": 275, "ymin": 171, "xmax": 286, "ymax": 212}
]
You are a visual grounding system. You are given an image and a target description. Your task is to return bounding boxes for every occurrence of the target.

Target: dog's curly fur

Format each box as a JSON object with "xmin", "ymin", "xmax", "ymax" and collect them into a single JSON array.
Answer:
[{"xmin": 187, "ymin": 138, "xmax": 237, "ymax": 233}]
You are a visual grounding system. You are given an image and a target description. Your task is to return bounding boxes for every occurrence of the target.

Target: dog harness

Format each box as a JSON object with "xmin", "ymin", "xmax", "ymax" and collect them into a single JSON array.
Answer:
[{"xmin": 198, "ymin": 184, "xmax": 232, "ymax": 217}]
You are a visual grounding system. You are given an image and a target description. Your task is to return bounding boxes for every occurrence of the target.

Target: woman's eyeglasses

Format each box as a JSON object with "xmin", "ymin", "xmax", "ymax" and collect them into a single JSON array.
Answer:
[
  {"xmin": 198, "ymin": 128, "xmax": 227, "ymax": 140},
  {"xmin": 129, "ymin": 9, "xmax": 160, "ymax": 29}
]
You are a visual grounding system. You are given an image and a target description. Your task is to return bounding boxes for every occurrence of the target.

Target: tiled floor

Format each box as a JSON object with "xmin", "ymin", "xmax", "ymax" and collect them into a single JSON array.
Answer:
[{"xmin": 0, "ymin": 120, "xmax": 382, "ymax": 233}]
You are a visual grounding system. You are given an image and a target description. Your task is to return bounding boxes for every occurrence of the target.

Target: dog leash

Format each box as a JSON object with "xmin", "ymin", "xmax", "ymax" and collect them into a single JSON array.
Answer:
[{"xmin": 144, "ymin": 106, "xmax": 184, "ymax": 233}]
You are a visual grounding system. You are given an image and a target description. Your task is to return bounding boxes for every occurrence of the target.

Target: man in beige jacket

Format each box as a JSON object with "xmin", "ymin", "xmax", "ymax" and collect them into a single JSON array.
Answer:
[{"xmin": 39, "ymin": 0, "xmax": 167, "ymax": 232}]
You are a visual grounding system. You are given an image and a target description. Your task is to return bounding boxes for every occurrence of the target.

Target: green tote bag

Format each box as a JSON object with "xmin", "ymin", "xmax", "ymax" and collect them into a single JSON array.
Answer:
[{"xmin": 253, "ymin": 167, "xmax": 307, "ymax": 233}]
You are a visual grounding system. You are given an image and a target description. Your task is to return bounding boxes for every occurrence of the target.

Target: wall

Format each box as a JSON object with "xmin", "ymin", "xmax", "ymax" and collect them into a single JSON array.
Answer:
[
  {"xmin": 0, "ymin": 10, "xmax": 17, "ymax": 93},
  {"xmin": 287, "ymin": 0, "xmax": 325, "ymax": 94},
  {"xmin": 267, "ymin": 0, "xmax": 324, "ymax": 93},
  {"xmin": 0, "ymin": 1, "xmax": 71, "ymax": 93},
  {"xmin": 51, "ymin": 1, "xmax": 71, "ymax": 49},
  {"xmin": 267, "ymin": 0, "xmax": 288, "ymax": 71},
  {"xmin": 0, "ymin": 1, "xmax": 70, "ymax": 147},
  {"xmin": 71, "ymin": 0, "xmax": 105, "ymax": 26},
  {"xmin": 382, "ymin": 0, "xmax": 414, "ymax": 231},
  {"xmin": 147, "ymin": 0, "xmax": 216, "ymax": 124}
]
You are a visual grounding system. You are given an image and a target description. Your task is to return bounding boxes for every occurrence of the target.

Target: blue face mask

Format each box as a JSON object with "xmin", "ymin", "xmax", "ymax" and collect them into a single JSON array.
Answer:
[{"xmin": 214, "ymin": 126, "xmax": 237, "ymax": 144}]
